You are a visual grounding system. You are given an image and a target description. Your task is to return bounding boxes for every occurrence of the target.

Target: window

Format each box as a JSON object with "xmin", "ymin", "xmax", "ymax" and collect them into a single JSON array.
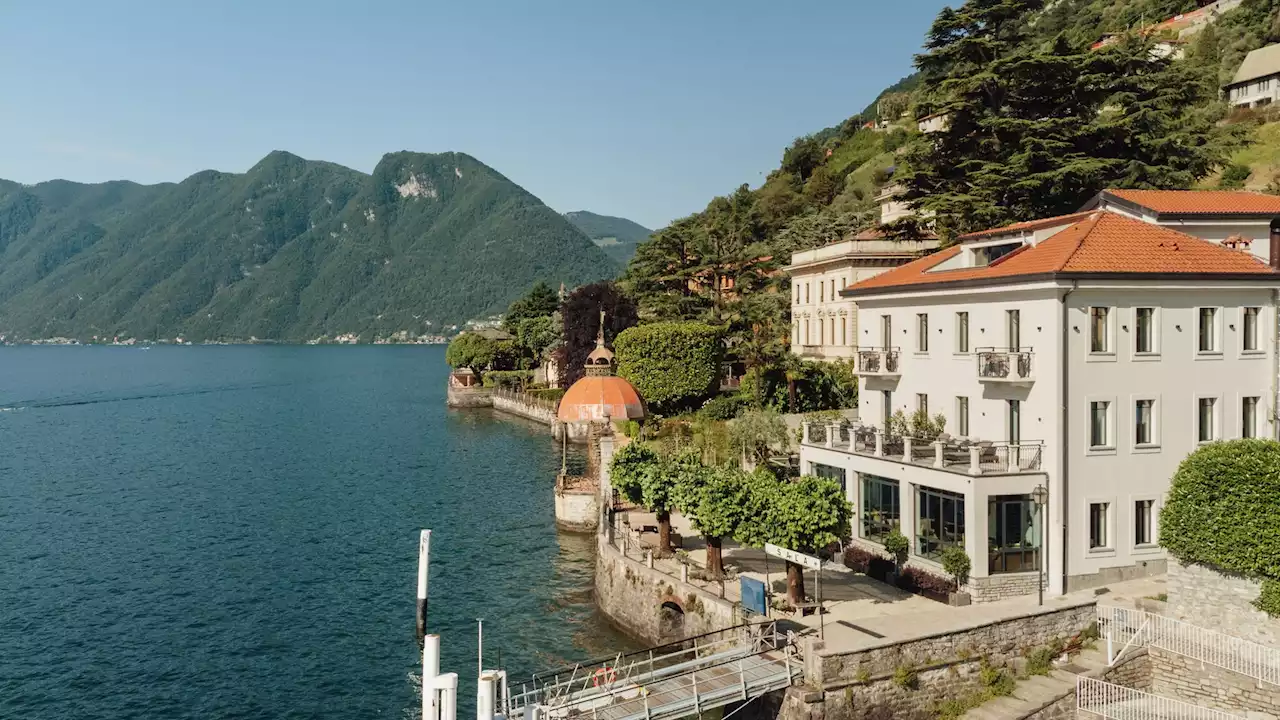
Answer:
[
  {"xmin": 1135, "ymin": 307, "xmax": 1155, "ymax": 354},
  {"xmin": 804, "ymin": 320, "xmax": 810, "ymax": 345},
  {"xmin": 1243, "ymin": 396, "xmax": 1259, "ymax": 439},
  {"xmin": 840, "ymin": 276, "xmax": 847, "ymax": 290},
  {"xmin": 819, "ymin": 282, "xmax": 824, "ymax": 303},
  {"xmin": 881, "ymin": 315, "xmax": 892, "ymax": 350},
  {"xmin": 1198, "ymin": 397, "xmax": 1217, "ymax": 443},
  {"xmin": 830, "ymin": 318, "xmax": 836, "ymax": 346},
  {"xmin": 1244, "ymin": 307, "xmax": 1260, "ymax": 352},
  {"xmin": 841, "ymin": 317, "xmax": 847, "ymax": 346},
  {"xmin": 805, "ymin": 283, "xmax": 810, "ymax": 304},
  {"xmin": 1089, "ymin": 307, "xmax": 1109, "ymax": 353},
  {"xmin": 1008, "ymin": 400, "xmax": 1021, "ymax": 444},
  {"xmin": 1007, "ymin": 309, "xmax": 1021, "ymax": 351},
  {"xmin": 917, "ymin": 487, "xmax": 965, "ymax": 559},
  {"xmin": 957, "ymin": 397, "xmax": 969, "ymax": 437},
  {"xmin": 830, "ymin": 279, "xmax": 836, "ymax": 299},
  {"xmin": 956, "ymin": 312, "xmax": 970, "ymax": 353},
  {"xmin": 989, "ymin": 495, "xmax": 1041, "ymax": 574},
  {"xmin": 917, "ymin": 394, "xmax": 928, "ymax": 414},
  {"xmin": 882, "ymin": 390, "xmax": 892, "ymax": 431},
  {"xmin": 794, "ymin": 285, "xmax": 799, "ymax": 304},
  {"xmin": 1135, "ymin": 399, "xmax": 1154, "ymax": 446},
  {"xmin": 917, "ymin": 313, "xmax": 929, "ymax": 352},
  {"xmin": 1089, "ymin": 502, "xmax": 1109, "ymax": 550},
  {"xmin": 1198, "ymin": 307, "xmax": 1217, "ymax": 352},
  {"xmin": 861, "ymin": 475, "xmax": 900, "ymax": 543},
  {"xmin": 1134, "ymin": 500, "xmax": 1154, "ymax": 547},
  {"xmin": 811, "ymin": 463, "xmax": 847, "ymax": 493},
  {"xmin": 1090, "ymin": 401, "xmax": 1110, "ymax": 448}
]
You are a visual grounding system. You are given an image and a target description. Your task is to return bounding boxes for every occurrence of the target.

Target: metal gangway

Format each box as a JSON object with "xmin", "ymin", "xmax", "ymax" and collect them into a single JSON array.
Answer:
[{"xmin": 502, "ymin": 622, "xmax": 801, "ymax": 720}]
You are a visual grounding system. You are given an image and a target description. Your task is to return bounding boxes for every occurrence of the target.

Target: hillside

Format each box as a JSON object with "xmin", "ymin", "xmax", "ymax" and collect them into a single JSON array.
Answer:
[
  {"xmin": 0, "ymin": 151, "xmax": 618, "ymax": 342},
  {"xmin": 564, "ymin": 210, "xmax": 653, "ymax": 265}
]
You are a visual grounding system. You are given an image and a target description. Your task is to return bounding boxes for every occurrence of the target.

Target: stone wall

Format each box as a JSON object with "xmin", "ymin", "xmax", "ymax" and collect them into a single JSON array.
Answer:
[
  {"xmin": 1167, "ymin": 559, "xmax": 1280, "ymax": 649},
  {"xmin": 491, "ymin": 393, "xmax": 557, "ymax": 426},
  {"xmin": 593, "ymin": 535, "xmax": 738, "ymax": 645},
  {"xmin": 446, "ymin": 386, "xmax": 491, "ymax": 408},
  {"xmin": 1149, "ymin": 646, "xmax": 1280, "ymax": 716},
  {"xmin": 781, "ymin": 659, "xmax": 986, "ymax": 720},
  {"xmin": 554, "ymin": 488, "xmax": 598, "ymax": 533},
  {"xmin": 1022, "ymin": 650, "xmax": 1151, "ymax": 720},
  {"xmin": 969, "ymin": 572, "xmax": 1044, "ymax": 604}
]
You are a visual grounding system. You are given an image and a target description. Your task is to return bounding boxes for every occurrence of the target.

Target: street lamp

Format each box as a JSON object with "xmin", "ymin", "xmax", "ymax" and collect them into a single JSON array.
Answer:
[{"xmin": 1031, "ymin": 484, "xmax": 1048, "ymax": 606}]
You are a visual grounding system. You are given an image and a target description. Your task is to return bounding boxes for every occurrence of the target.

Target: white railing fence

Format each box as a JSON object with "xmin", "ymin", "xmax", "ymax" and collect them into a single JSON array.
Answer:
[
  {"xmin": 1098, "ymin": 606, "xmax": 1280, "ymax": 686},
  {"xmin": 1076, "ymin": 677, "xmax": 1243, "ymax": 720}
]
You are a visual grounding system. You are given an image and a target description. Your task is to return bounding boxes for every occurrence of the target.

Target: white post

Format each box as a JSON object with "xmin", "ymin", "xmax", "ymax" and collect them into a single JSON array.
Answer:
[
  {"xmin": 968, "ymin": 446, "xmax": 982, "ymax": 476},
  {"xmin": 646, "ymin": 550, "xmax": 654, "ymax": 569},
  {"xmin": 874, "ymin": 431, "xmax": 884, "ymax": 457},
  {"xmin": 902, "ymin": 436, "xmax": 913, "ymax": 462},
  {"xmin": 423, "ymin": 634, "xmax": 441, "ymax": 720},
  {"xmin": 417, "ymin": 530, "xmax": 432, "ymax": 637},
  {"xmin": 437, "ymin": 673, "xmax": 459, "ymax": 720},
  {"xmin": 825, "ymin": 422, "xmax": 836, "ymax": 448},
  {"xmin": 476, "ymin": 619, "xmax": 484, "ymax": 678},
  {"xmin": 933, "ymin": 441, "xmax": 944, "ymax": 468},
  {"xmin": 802, "ymin": 421, "xmax": 812, "ymax": 445},
  {"xmin": 477, "ymin": 672, "xmax": 496, "ymax": 720},
  {"xmin": 681, "ymin": 564, "xmax": 689, "ymax": 583}
]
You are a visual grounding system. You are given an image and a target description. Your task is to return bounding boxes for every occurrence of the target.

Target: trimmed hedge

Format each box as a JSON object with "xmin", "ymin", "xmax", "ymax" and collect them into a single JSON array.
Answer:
[
  {"xmin": 614, "ymin": 322, "xmax": 722, "ymax": 412},
  {"xmin": 481, "ymin": 370, "xmax": 533, "ymax": 389},
  {"xmin": 1161, "ymin": 439, "xmax": 1280, "ymax": 616}
]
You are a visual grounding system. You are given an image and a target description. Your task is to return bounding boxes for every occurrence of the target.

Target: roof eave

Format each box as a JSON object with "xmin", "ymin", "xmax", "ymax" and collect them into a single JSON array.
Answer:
[{"xmin": 841, "ymin": 270, "xmax": 1280, "ymax": 299}]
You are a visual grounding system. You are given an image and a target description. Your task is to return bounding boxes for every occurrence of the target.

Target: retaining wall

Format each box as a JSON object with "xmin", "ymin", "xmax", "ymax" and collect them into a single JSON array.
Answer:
[
  {"xmin": 446, "ymin": 386, "xmax": 492, "ymax": 408},
  {"xmin": 554, "ymin": 488, "xmax": 598, "ymax": 533},
  {"xmin": 1167, "ymin": 559, "xmax": 1280, "ymax": 650},
  {"xmin": 491, "ymin": 393, "xmax": 557, "ymax": 426},
  {"xmin": 1022, "ymin": 650, "xmax": 1151, "ymax": 720},
  {"xmin": 1149, "ymin": 646, "xmax": 1280, "ymax": 716}
]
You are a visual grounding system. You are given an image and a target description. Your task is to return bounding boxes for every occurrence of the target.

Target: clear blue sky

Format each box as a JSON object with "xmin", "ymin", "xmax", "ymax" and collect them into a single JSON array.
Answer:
[{"xmin": 0, "ymin": 1, "xmax": 950, "ymax": 230}]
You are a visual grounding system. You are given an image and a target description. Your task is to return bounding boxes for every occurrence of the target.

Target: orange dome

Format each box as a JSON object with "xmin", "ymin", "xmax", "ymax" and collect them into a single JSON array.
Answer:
[{"xmin": 557, "ymin": 375, "xmax": 646, "ymax": 422}]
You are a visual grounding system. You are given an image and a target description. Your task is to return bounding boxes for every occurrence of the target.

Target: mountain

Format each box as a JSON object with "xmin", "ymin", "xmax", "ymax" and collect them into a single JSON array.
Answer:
[
  {"xmin": 564, "ymin": 210, "xmax": 653, "ymax": 266},
  {"xmin": 0, "ymin": 151, "xmax": 619, "ymax": 342}
]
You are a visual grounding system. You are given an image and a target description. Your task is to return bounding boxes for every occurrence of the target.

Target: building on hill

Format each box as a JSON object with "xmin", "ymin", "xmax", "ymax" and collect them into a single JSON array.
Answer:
[
  {"xmin": 1226, "ymin": 44, "xmax": 1280, "ymax": 108},
  {"xmin": 798, "ymin": 205, "xmax": 1280, "ymax": 603}
]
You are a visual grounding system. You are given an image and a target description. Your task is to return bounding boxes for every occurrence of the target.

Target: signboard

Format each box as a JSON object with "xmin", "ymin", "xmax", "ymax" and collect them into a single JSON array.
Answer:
[
  {"xmin": 764, "ymin": 543, "xmax": 821, "ymax": 570},
  {"xmin": 739, "ymin": 576, "xmax": 767, "ymax": 616}
]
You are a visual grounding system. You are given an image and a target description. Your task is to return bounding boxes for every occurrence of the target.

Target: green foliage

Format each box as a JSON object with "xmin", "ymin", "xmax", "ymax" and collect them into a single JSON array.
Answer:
[
  {"xmin": 887, "ymin": 409, "xmax": 947, "ymax": 441},
  {"xmin": 891, "ymin": 664, "xmax": 918, "ymax": 690},
  {"xmin": 445, "ymin": 332, "xmax": 496, "ymax": 369},
  {"xmin": 527, "ymin": 387, "xmax": 565, "ymax": 402},
  {"xmin": 514, "ymin": 315, "xmax": 561, "ymax": 364},
  {"xmin": 883, "ymin": 529, "xmax": 910, "ymax": 569},
  {"xmin": 677, "ymin": 465, "xmax": 748, "ymax": 542},
  {"xmin": 1025, "ymin": 640, "xmax": 1063, "ymax": 676},
  {"xmin": 481, "ymin": 370, "xmax": 532, "ymax": 389},
  {"xmin": 1220, "ymin": 163, "xmax": 1253, "ymax": 189},
  {"xmin": 0, "ymin": 151, "xmax": 619, "ymax": 341},
  {"xmin": 741, "ymin": 358, "xmax": 858, "ymax": 414},
  {"xmin": 609, "ymin": 442, "xmax": 660, "ymax": 505},
  {"xmin": 503, "ymin": 281, "xmax": 561, "ymax": 330},
  {"xmin": 698, "ymin": 393, "xmax": 750, "ymax": 421},
  {"xmin": 1161, "ymin": 439, "xmax": 1280, "ymax": 581},
  {"xmin": 1255, "ymin": 579, "xmax": 1280, "ymax": 617},
  {"xmin": 556, "ymin": 282, "xmax": 639, "ymax": 388},
  {"xmin": 733, "ymin": 472, "xmax": 852, "ymax": 556},
  {"xmin": 940, "ymin": 546, "xmax": 972, "ymax": 589},
  {"xmin": 728, "ymin": 408, "xmax": 790, "ymax": 465},
  {"xmin": 614, "ymin": 322, "xmax": 723, "ymax": 413}
]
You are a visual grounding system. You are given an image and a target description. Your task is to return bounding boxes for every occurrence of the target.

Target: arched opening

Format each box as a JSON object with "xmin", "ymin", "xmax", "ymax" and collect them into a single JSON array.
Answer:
[{"xmin": 658, "ymin": 601, "xmax": 685, "ymax": 637}]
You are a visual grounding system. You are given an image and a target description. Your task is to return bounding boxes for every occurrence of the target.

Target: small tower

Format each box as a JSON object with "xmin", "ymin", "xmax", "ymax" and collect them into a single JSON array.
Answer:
[{"xmin": 585, "ymin": 310, "xmax": 615, "ymax": 377}]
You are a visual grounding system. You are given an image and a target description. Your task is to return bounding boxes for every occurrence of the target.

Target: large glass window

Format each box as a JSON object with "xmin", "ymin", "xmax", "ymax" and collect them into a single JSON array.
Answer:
[
  {"xmin": 1135, "ymin": 307, "xmax": 1155, "ymax": 353},
  {"xmin": 1198, "ymin": 307, "xmax": 1217, "ymax": 352},
  {"xmin": 1244, "ymin": 307, "xmax": 1260, "ymax": 352},
  {"xmin": 989, "ymin": 495, "xmax": 1040, "ymax": 574},
  {"xmin": 1090, "ymin": 307, "xmax": 1109, "ymax": 352},
  {"xmin": 916, "ymin": 486, "xmax": 965, "ymax": 560},
  {"xmin": 811, "ymin": 463, "xmax": 846, "ymax": 493},
  {"xmin": 861, "ymin": 475, "xmax": 900, "ymax": 543}
]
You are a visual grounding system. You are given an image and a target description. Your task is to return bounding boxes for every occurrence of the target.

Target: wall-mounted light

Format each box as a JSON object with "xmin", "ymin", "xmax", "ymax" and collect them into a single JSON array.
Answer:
[
  {"xmin": 1175, "ymin": 324, "xmax": 1182, "ymax": 331},
  {"xmin": 1122, "ymin": 325, "xmax": 1128, "ymax": 332},
  {"xmin": 1229, "ymin": 323, "xmax": 1236, "ymax": 330}
]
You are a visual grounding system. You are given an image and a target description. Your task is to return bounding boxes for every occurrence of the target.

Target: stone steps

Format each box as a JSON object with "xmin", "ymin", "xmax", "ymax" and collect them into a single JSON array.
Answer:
[{"xmin": 960, "ymin": 647, "xmax": 1112, "ymax": 720}]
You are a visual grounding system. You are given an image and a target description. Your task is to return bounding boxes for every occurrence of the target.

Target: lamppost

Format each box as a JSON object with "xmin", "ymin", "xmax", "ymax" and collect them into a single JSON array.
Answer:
[{"xmin": 1031, "ymin": 483, "xmax": 1048, "ymax": 606}]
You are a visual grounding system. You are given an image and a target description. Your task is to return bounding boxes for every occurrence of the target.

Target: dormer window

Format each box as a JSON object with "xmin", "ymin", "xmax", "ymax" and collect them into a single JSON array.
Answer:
[{"xmin": 975, "ymin": 242, "xmax": 1021, "ymax": 267}]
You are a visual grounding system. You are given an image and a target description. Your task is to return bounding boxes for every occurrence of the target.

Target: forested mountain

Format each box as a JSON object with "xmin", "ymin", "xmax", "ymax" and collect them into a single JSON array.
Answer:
[
  {"xmin": 0, "ymin": 151, "xmax": 618, "ymax": 342},
  {"xmin": 564, "ymin": 210, "xmax": 653, "ymax": 265}
]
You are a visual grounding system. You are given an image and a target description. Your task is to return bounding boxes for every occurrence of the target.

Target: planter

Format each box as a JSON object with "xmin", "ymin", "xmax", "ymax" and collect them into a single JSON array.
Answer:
[{"xmin": 948, "ymin": 591, "xmax": 972, "ymax": 607}]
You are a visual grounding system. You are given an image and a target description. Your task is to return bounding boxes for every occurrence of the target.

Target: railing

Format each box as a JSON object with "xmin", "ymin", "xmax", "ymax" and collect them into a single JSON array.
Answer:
[
  {"xmin": 976, "ymin": 348, "xmax": 1034, "ymax": 381},
  {"xmin": 801, "ymin": 422, "xmax": 1045, "ymax": 475},
  {"xmin": 492, "ymin": 387, "xmax": 560, "ymax": 414},
  {"xmin": 854, "ymin": 347, "xmax": 901, "ymax": 375},
  {"xmin": 1098, "ymin": 606, "xmax": 1280, "ymax": 686},
  {"xmin": 979, "ymin": 442, "xmax": 1044, "ymax": 472},
  {"xmin": 799, "ymin": 345, "xmax": 825, "ymax": 358},
  {"xmin": 1076, "ymin": 677, "xmax": 1242, "ymax": 720}
]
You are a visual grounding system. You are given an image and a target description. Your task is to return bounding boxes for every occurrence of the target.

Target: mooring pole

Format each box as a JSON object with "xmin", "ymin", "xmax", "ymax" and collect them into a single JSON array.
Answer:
[
  {"xmin": 477, "ymin": 618, "xmax": 484, "ymax": 678},
  {"xmin": 423, "ymin": 634, "xmax": 441, "ymax": 720},
  {"xmin": 417, "ymin": 530, "xmax": 432, "ymax": 638},
  {"xmin": 477, "ymin": 672, "xmax": 497, "ymax": 720}
]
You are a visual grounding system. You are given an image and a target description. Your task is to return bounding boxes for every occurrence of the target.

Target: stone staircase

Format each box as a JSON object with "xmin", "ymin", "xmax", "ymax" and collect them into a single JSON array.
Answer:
[{"xmin": 961, "ymin": 647, "xmax": 1113, "ymax": 720}]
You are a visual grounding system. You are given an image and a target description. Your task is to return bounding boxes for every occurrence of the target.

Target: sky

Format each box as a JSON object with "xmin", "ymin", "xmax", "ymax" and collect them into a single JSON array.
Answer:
[{"xmin": 0, "ymin": 1, "xmax": 951, "ymax": 230}]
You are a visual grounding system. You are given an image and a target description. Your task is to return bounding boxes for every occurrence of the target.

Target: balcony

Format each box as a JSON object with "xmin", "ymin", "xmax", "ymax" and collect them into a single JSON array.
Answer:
[
  {"xmin": 853, "ymin": 347, "xmax": 901, "ymax": 378},
  {"xmin": 976, "ymin": 348, "xmax": 1034, "ymax": 384},
  {"xmin": 802, "ymin": 421, "xmax": 1044, "ymax": 476},
  {"xmin": 799, "ymin": 345, "xmax": 825, "ymax": 358}
]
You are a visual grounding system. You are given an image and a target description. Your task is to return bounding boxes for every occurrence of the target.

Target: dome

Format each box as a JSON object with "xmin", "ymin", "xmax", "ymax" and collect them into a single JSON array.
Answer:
[{"xmin": 557, "ymin": 375, "xmax": 646, "ymax": 422}]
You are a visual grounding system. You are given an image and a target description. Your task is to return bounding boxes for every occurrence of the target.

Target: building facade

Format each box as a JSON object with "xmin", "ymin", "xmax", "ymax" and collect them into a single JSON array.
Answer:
[
  {"xmin": 799, "ymin": 209, "xmax": 1280, "ymax": 602},
  {"xmin": 1226, "ymin": 43, "xmax": 1280, "ymax": 108}
]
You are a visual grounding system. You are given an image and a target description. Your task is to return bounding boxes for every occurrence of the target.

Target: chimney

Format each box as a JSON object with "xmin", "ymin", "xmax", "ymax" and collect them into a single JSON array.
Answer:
[{"xmin": 1270, "ymin": 220, "xmax": 1280, "ymax": 270}]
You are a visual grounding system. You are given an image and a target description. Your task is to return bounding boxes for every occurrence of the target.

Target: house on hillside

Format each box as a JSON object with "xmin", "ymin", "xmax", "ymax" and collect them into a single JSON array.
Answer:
[
  {"xmin": 1226, "ymin": 44, "xmax": 1280, "ymax": 108},
  {"xmin": 799, "ymin": 203, "xmax": 1280, "ymax": 602},
  {"xmin": 916, "ymin": 112, "xmax": 950, "ymax": 134}
]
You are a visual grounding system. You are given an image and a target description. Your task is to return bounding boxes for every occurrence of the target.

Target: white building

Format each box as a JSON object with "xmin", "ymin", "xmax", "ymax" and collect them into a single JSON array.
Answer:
[
  {"xmin": 1226, "ymin": 44, "xmax": 1280, "ymax": 108},
  {"xmin": 799, "ymin": 208, "xmax": 1280, "ymax": 602}
]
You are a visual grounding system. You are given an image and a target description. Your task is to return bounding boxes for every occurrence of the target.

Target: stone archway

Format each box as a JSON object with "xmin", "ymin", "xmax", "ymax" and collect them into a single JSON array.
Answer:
[{"xmin": 658, "ymin": 598, "xmax": 685, "ymax": 638}]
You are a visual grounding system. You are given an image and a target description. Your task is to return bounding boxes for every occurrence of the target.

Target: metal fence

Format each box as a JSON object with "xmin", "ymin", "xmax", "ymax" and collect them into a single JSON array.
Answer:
[
  {"xmin": 1076, "ymin": 677, "xmax": 1243, "ymax": 720},
  {"xmin": 1099, "ymin": 606, "xmax": 1280, "ymax": 687}
]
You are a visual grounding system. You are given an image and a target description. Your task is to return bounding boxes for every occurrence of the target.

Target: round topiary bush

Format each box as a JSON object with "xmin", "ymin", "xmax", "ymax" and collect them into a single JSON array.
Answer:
[
  {"xmin": 1161, "ymin": 439, "xmax": 1280, "ymax": 615},
  {"xmin": 613, "ymin": 322, "xmax": 722, "ymax": 413}
]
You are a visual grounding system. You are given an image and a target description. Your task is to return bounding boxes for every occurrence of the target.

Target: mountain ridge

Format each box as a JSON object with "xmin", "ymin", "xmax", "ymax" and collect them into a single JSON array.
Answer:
[{"xmin": 564, "ymin": 210, "xmax": 653, "ymax": 265}]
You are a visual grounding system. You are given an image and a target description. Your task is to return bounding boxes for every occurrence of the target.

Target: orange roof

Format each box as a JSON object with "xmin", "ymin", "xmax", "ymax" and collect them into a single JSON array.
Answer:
[
  {"xmin": 845, "ymin": 213, "xmax": 1276, "ymax": 296},
  {"xmin": 557, "ymin": 375, "xmax": 646, "ymax": 422},
  {"xmin": 1103, "ymin": 189, "xmax": 1280, "ymax": 216},
  {"xmin": 958, "ymin": 211, "xmax": 1098, "ymax": 240}
]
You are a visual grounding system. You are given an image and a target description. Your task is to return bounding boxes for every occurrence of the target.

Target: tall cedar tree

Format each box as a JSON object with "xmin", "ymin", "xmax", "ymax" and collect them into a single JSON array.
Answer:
[
  {"xmin": 502, "ymin": 281, "xmax": 561, "ymax": 330},
  {"xmin": 556, "ymin": 282, "xmax": 638, "ymax": 388},
  {"xmin": 898, "ymin": 0, "xmax": 1240, "ymax": 240}
]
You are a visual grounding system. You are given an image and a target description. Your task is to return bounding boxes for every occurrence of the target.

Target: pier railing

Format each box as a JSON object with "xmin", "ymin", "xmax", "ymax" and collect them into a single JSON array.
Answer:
[{"xmin": 491, "ymin": 387, "xmax": 560, "ymax": 415}]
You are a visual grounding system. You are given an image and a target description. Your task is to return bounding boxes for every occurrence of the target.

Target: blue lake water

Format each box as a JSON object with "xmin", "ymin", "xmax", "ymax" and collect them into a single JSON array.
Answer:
[{"xmin": 0, "ymin": 346, "xmax": 632, "ymax": 719}]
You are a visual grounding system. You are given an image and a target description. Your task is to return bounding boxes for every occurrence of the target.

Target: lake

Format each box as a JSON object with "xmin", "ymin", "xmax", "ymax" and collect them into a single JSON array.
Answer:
[{"xmin": 0, "ymin": 346, "xmax": 633, "ymax": 719}]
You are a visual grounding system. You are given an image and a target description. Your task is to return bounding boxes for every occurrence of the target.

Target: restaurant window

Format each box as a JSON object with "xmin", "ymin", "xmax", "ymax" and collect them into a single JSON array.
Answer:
[
  {"xmin": 1135, "ymin": 307, "xmax": 1155, "ymax": 354},
  {"xmin": 1090, "ymin": 401, "xmax": 1110, "ymax": 448},
  {"xmin": 989, "ymin": 495, "xmax": 1040, "ymax": 574},
  {"xmin": 1134, "ymin": 499, "xmax": 1154, "ymax": 547},
  {"xmin": 1089, "ymin": 502, "xmax": 1109, "ymax": 550},
  {"xmin": 956, "ymin": 312, "xmax": 969, "ymax": 353},
  {"xmin": 917, "ymin": 313, "xmax": 929, "ymax": 352},
  {"xmin": 1198, "ymin": 307, "xmax": 1217, "ymax": 352},
  {"xmin": 811, "ymin": 463, "xmax": 846, "ymax": 494},
  {"xmin": 1243, "ymin": 396, "xmax": 1259, "ymax": 439},
  {"xmin": 956, "ymin": 396, "xmax": 969, "ymax": 437},
  {"xmin": 916, "ymin": 486, "xmax": 965, "ymax": 560},
  {"xmin": 1198, "ymin": 397, "xmax": 1217, "ymax": 443},
  {"xmin": 1244, "ymin": 307, "xmax": 1260, "ymax": 352},
  {"xmin": 861, "ymin": 475, "xmax": 900, "ymax": 543},
  {"xmin": 1089, "ymin": 307, "xmax": 1109, "ymax": 353},
  {"xmin": 1135, "ymin": 399, "xmax": 1154, "ymax": 446}
]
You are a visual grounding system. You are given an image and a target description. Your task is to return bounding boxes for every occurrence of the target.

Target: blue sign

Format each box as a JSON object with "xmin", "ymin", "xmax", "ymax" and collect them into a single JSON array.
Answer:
[{"xmin": 739, "ymin": 576, "xmax": 767, "ymax": 616}]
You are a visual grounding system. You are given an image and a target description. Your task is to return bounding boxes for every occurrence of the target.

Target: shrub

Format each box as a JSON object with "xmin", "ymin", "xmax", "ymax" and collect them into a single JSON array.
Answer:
[
  {"xmin": 481, "ymin": 370, "xmax": 533, "ymax": 389},
  {"xmin": 1220, "ymin": 163, "xmax": 1253, "ymax": 189},
  {"xmin": 1256, "ymin": 579, "xmax": 1280, "ymax": 617},
  {"xmin": 891, "ymin": 664, "xmax": 917, "ymax": 689},
  {"xmin": 940, "ymin": 547, "xmax": 972, "ymax": 590},
  {"xmin": 527, "ymin": 387, "xmax": 565, "ymax": 402},
  {"xmin": 898, "ymin": 566, "xmax": 954, "ymax": 598},
  {"xmin": 445, "ymin": 332, "xmax": 495, "ymax": 369},
  {"xmin": 882, "ymin": 529, "xmax": 910, "ymax": 569},
  {"xmin": 1161, "ymin": 439, "xmax": 1280, "ymax": 614},
  {"xmin": 699, "ymin": 393, "xmax": 749, "ymax": 421},
  {"xmin": 614, "ymin": 322, "xmax": 722, "ymax": 413},
  {"xmin": 844, "ymin": 545, "xmax": 895, "ymax": 578}
]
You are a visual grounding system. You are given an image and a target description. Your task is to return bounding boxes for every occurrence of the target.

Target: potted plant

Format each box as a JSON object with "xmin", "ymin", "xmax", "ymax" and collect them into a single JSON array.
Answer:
[
  {"xmin": 940, "ymin": 546, "xmax": 972, "ymax": 606},
  {"xmin": 882, "ymin": 529, "xmax": 910, "ymax": 586}
]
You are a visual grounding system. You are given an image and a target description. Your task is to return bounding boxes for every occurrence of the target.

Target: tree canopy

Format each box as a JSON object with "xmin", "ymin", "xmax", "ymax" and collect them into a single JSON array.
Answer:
[
  {"xmin": 503, "ymin": 281, "xmax": 561, "ymax": 330},
  {"xmin": 614, "ymin": 322, "xmax": 723, "ymax": 413},
  {"xmin": 556, "ymin": 281, "xmax": 639, "ymax": 388}
]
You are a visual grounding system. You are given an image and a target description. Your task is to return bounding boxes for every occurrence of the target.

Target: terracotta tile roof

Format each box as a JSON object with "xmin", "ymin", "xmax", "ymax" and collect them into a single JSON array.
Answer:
[
  {"xmin": 1104, "ymin": 189, "xmax": 1280, "ymax": 216},
  {"xmin": 958, "ymin": 211, "xmax": 1098, "ymax": 240},
  {"xmin": 844, "ymin": 213, "xmax": 1276, "ymax": 296}
]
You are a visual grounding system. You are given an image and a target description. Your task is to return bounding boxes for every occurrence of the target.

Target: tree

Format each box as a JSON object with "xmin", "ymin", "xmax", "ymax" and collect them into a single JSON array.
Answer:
[
  {"xmin": 444, "ymin": 332, "xmax": 495, "ymax": 370},
  {"xmin": 940, "ymin": 546, "xmax": 972, "ymax": 592},
  {"xmin": 556, "ymin": 282, "xmax": 639, "ymax": 388},
  {"xmin": 622, "ymin": 216, "xmax": 710, "ymax": 323},
  {"xmin": 514, "ymin": 315, "xmax": 561, "ymax": 366},
  {"xmin": 728, "ymin": 408, "xmax": 790, "ymax": 467},
  {"xmin": 677, "ymin": 465, "xmax": 747, "ymax": 578},
  {"xmin": 503, "ymin": 281, "xmax": 561, "ymax": 330},
  {"xmin": 609, "ymin": 442, "xmax": 682, "ymax": 556},
  {"xmin": 614, "ymin": 322, "xmax": 723, "ymax": 413}
]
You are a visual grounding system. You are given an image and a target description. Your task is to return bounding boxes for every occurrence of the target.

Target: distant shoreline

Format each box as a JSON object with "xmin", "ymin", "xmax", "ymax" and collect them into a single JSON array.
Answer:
[{"xmin": 2, "ymin": 338, "xmax": 452, "ymax": 347}]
